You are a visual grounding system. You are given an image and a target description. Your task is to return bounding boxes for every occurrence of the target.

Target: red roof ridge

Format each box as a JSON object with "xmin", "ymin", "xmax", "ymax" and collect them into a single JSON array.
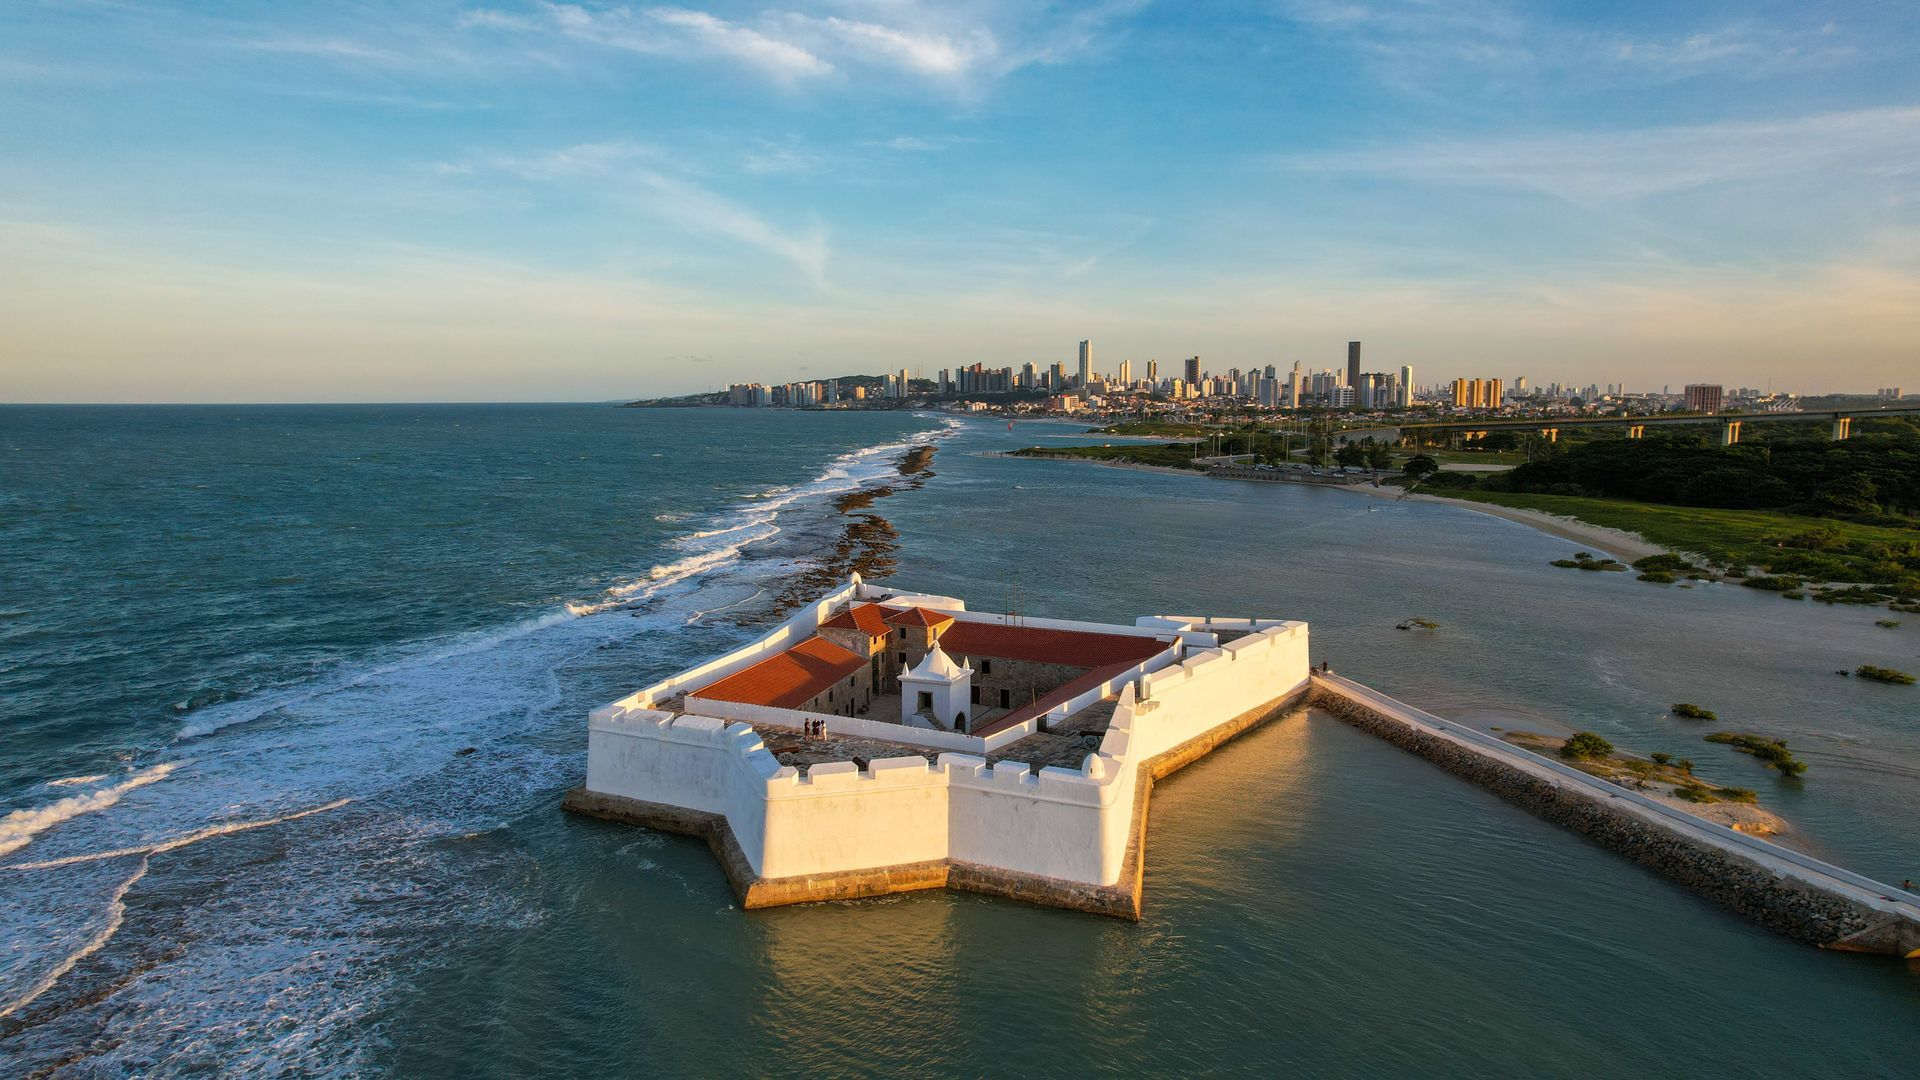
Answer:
[
  {"xmin": 882, "ymin": 606, "xmax": 955, "ymax": 628},
  {"xmin": 820, "ymin": 602, "xmax": 890, "ymax": 636},
  {"xmin": 690, "ymin": 635, "xmax": 865, "ymax": 710},
  {"xmin": 938, "ymin": 622, "xmax": 1166, "ymax": 669}
]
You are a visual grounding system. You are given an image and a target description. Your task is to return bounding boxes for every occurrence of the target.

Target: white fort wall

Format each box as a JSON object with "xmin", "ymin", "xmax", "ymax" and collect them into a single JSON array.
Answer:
[
  {"xmin": 691, "ymin": 697, "xmax": 986, "ymax": 754},
  {"xmin": 646, "ymin": 575, "xmax": 1194, "ymax": 756},
  {"xmin": 584, "ymin": 613, "xmax": 1311, "ymax": 890}
]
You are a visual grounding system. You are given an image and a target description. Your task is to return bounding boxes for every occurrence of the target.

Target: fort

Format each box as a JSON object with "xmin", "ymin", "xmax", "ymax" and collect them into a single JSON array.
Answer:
[
  {"xmin": 565, "ymin": 575, "xmax": 1920, "ymax": 953},
  {"xmin": 564, "ymin": 574, "xmax": 1310, "ymax": 917}
]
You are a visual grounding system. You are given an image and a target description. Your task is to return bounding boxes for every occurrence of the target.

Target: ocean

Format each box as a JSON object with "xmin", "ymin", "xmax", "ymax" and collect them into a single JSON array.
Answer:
[{"xmin": 1, "ymin": 404, "xmax": 1913, "ymax": 1075}]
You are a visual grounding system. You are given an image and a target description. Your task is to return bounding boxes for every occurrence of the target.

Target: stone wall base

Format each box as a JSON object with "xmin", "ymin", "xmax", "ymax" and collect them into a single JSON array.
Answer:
[
  {"xmin": 561, "ymin": 686, "xmax": 1311, "ymax": 920},
  {"xmin": 1310, "ymin": 684, "xmax": 1920, "ymax": 957}
]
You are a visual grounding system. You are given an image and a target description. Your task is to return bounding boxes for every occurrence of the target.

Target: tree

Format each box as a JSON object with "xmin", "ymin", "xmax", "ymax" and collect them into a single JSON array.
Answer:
[
  {"xmin": 1807, "ymin": 472, "xmax": 1880, "ymax": 518},
  {"xmin": 1308, "ymin": 434, "xmax": 1332, "ymax": 466},
  {"xmin": 1560, "ymin": 731, "xmax": 1615, "ymax": 760},
  {"xmin": 1402, "ymin": 454, "xmax": 1439, "ymax": 480},
  {"xmin": 1364, "ymin": 442, "xmax": 1394, "ymax": 472},
  {"xmin": 1334, "ymin": 442, "xmax": 1366, "ymax": 468}
]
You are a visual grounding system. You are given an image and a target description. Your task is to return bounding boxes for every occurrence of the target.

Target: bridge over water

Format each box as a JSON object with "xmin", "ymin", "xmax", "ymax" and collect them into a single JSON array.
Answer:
[{"xmin": 1394, "ymin": 403, "xmax": 1920, "ymax": 447}]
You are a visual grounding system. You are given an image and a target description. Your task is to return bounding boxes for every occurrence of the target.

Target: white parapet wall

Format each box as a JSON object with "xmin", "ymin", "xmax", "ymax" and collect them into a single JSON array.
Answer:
[
  {"xmin": 582, "ymin": 589, "xmax": 1310, "ymax": 892},
  {"xmin": 759, "ymin": 757, "xmax": 951, "ymax": 878},
  {"xmin": 692, "ymin": 697, "xmax": 989, "ymax": 754},
  {"xmin": 608, "ymin": 576, "xmax": 866, "ymax": 712}
]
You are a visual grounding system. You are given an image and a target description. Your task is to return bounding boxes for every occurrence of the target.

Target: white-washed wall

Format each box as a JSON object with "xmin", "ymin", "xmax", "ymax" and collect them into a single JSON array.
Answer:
[
  {"xmin": 1120, "ymin": 622, "xmax": 1309, "ymax": 763},
  {"xmin": 586, "ymin": 707, "xmax": 785, "ymax": 870},
  {"xmin": 688, "ymin": 697, "xmax": 987, "ymax": 754},
  {"xmin": 945, "ymin": 756, "xmax": 1113, "ymax": 882},
  {"xmin": 583, "ymin": 608, "xmax": 1310, "ymax": 891},
  {"xmin": 758, "ymin": 757, "xmax": 950, "ymax": 878},
  {"xmin": 941, "ymin": 608, "xmax": 1201, "ymax": 643},
  {"xmin": 1088, "ymin": 622, "xmax": 1312, "ymax": 877}
]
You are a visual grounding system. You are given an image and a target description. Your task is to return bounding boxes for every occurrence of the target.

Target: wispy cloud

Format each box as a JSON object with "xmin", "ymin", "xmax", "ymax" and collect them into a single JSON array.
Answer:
[
  {"xmin": 456, "ymin": 2, "xmax": 1131, "ymax": 93},
  {"xmin": 630, "ymin": 167, "xmax": 829, "ymax": 283},
  {"xmin": 230, "ymin": 36, "xmax": 409, "ymax": 65},
  {"xmin": 1276, "ymin": 0, "xmax": 1862, "ymax": 96},
  {"xmin": 1604, "ymin": 22, "xmax": 1855, "ymax": 79},
  {"xmin": 797, "ymin": 15, "xmax": 998, "ymax": 78},
  {"xmin": 464, "ymin": 3, "xmax": 833, "ymax": 85},
  {"xmin": 645, "ymin": 7, "xmax": 834, "ymax": 82},
  {"xmin": 875, "ymin": 134, "xmax": 979, "ymax": 152},
  {"xmin": 1279, "ymin": 106, "xmax": 1920, "ymax": 204},
  {"xmin": 740, "ymin": 136, "xmax": 823, "ymax": 175},
  {"xmin": 447, "ymin": 139, "xmax": 829, "ymax": 283}
]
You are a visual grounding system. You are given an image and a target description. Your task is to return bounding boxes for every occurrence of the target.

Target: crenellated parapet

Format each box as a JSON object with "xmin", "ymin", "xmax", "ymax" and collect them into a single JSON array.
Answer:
[{"xmin": 572, "ymin": 582, "xmax": 1312, "ymax": 915}]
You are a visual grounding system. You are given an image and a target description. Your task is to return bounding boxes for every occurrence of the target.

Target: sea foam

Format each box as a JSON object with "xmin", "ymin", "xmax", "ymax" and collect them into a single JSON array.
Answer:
[{"xmin": 0, "ymin": 763, "xmax": 180, "ymax": 859}]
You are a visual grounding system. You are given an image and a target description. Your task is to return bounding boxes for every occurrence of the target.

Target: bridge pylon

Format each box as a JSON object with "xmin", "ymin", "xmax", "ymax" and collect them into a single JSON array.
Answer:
[
  {"xmin": 1831, "ymin": 417, "xmax": 1852, "ymax": 441},
  {"xmin": 1721, "ymin": 420, "xmax": 1743, "ymax": 446}
]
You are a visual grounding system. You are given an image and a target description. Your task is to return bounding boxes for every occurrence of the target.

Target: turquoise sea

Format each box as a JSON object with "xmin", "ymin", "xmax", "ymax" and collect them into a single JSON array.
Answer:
[{"xmin": 1, "ymin": 404, "xmax": 1914, "ymax": 1076}]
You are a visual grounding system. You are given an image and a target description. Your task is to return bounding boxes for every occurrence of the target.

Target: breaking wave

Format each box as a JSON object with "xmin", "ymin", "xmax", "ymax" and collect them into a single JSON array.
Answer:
[
  {"xmin": 175, "ymin": 610, "xmax": 580, "ymax": 739},
  {"xmin": 45, "ymin": 775, "xmax": 108, "ymax": 788},
  {"xmin": 0, "ymin": 412, "xmax": 964, "ymax": 1068},
  {"xmin": 0, "ymin": 764, "xmax": 180, "ymax": 859},
  {"xmin": 0, "ymin": 856, "xmax": 149, "ymax": 1021},
  {"xmin": 566, "ymin": 414, "xmax": 962, "ymax": 617},
  {"xmin": 4, "ymin": 797, "xmax": 354, "ymax": 873}
]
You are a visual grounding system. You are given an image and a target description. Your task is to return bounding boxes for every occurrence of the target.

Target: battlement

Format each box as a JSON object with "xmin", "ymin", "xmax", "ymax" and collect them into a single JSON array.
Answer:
[{"xmin": 573, "ymin": 579, "xmax": 1311, "ymax": 915}]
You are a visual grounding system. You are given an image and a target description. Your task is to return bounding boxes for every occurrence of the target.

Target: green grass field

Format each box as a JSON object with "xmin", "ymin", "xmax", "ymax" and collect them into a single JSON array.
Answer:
[
  {"xmin": 1013, "ymin": 444, "xmax": 1207, "ymax": 469},
  {"xmin": 1408, "ymin": 448, "xmax": 1531, "ymax": 466},
  {"xmin": 1088, "ymin": 421, "xmax": 1217, "ymax": 437},
  {"xmin": 1445, "ymin": 490, "xmax": 1919, "ymax": 569}
]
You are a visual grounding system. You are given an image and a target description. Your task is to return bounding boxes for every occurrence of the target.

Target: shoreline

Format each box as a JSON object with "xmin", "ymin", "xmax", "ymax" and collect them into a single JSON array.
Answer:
[
  {"xmin": 1341, "ymin": 485, "xmax": 1665, "ymax": 562},
  {"xmin": 766, "ymin": 443, "xmax": 938, "ymax": 616},
  {"xmin": 995, "ymin": 451, "xmax": 1667, "ymax": 562},
  {"xmin": 981, "ymin": 450, "xmax": 1204, "ymax": 478}
]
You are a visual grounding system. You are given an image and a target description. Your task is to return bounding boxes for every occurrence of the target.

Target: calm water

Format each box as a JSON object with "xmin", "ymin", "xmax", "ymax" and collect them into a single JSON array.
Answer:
[{"xmin": 0, "ymin": 405, "xmax": 1913, "ymax": 1075}]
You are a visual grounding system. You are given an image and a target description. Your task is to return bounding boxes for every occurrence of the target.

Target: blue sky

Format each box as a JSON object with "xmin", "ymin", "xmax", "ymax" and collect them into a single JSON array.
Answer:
[{"xmin": 2, "ymin": 1, "xmax": 1916, "ymax": 401}]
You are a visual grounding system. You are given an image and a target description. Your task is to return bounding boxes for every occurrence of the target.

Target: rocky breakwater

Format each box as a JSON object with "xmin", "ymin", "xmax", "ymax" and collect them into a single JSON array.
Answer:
[
  {"xmin": 1310, "ymin": 676, "xmax": 1920, "ymax": 957},
  {"xmin": 770, "ymin": 445, "xmax": 936, "ymax": 615}
]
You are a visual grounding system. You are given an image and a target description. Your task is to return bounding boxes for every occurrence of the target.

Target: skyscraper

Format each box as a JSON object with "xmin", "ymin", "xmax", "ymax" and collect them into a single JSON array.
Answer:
[
  {"xmin": 1685, "ymin": 384, "xmax": 1724, "ymax": 412},
  {"xmin": 1147, "ymin": 359, "xmax": 1158, "ymax": 383},
  {"xmin": 1118, "ymin": 359, "xmax": 1131, "ymax": 386},
  {"xmin": 1347, "ymin": 341, "xmax": 1361, "ymax": 391},
  {"xmin": 1078, "ymin": 340, "xmax": 1092, "ymax": 387},
  {"xmin": 1184, "ymin": 356, "xmax": 1201, "ymax": 385}
]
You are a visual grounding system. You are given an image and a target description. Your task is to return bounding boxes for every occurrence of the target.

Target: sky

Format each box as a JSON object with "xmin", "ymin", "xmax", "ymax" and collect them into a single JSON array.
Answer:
[{"xmin": 2, "ymin": 0, "xmax": 1917, "ymax": 402}]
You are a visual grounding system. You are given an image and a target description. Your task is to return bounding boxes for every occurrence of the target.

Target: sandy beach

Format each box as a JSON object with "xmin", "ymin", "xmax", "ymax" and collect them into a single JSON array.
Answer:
[{"xmin": 1344, "ymin": 485, "xmax": 1665, "ymax": 562}]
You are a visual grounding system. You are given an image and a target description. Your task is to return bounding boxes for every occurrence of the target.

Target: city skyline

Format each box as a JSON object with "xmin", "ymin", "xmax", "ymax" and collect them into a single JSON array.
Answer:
[{"xmin": 4, "ymin": 2, "xmax": 1919, "ymax": 402}]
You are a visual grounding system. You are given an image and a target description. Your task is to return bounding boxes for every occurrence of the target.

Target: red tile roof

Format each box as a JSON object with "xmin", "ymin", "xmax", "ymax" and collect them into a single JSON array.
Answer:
[
  {"xmin": 938, "ymin": 622, "xmax": 1167, "ymax": 669},
  {"xmin": 690, "ymin": 636, "xmax": 865, "ymax": 710},
  {"xmin": 819, "ymin": 603, "xmax": 890, "ymax": 637},
  {"xmin": 883, "ymin": 606, "xmax": 955, "ymax": 628}
]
